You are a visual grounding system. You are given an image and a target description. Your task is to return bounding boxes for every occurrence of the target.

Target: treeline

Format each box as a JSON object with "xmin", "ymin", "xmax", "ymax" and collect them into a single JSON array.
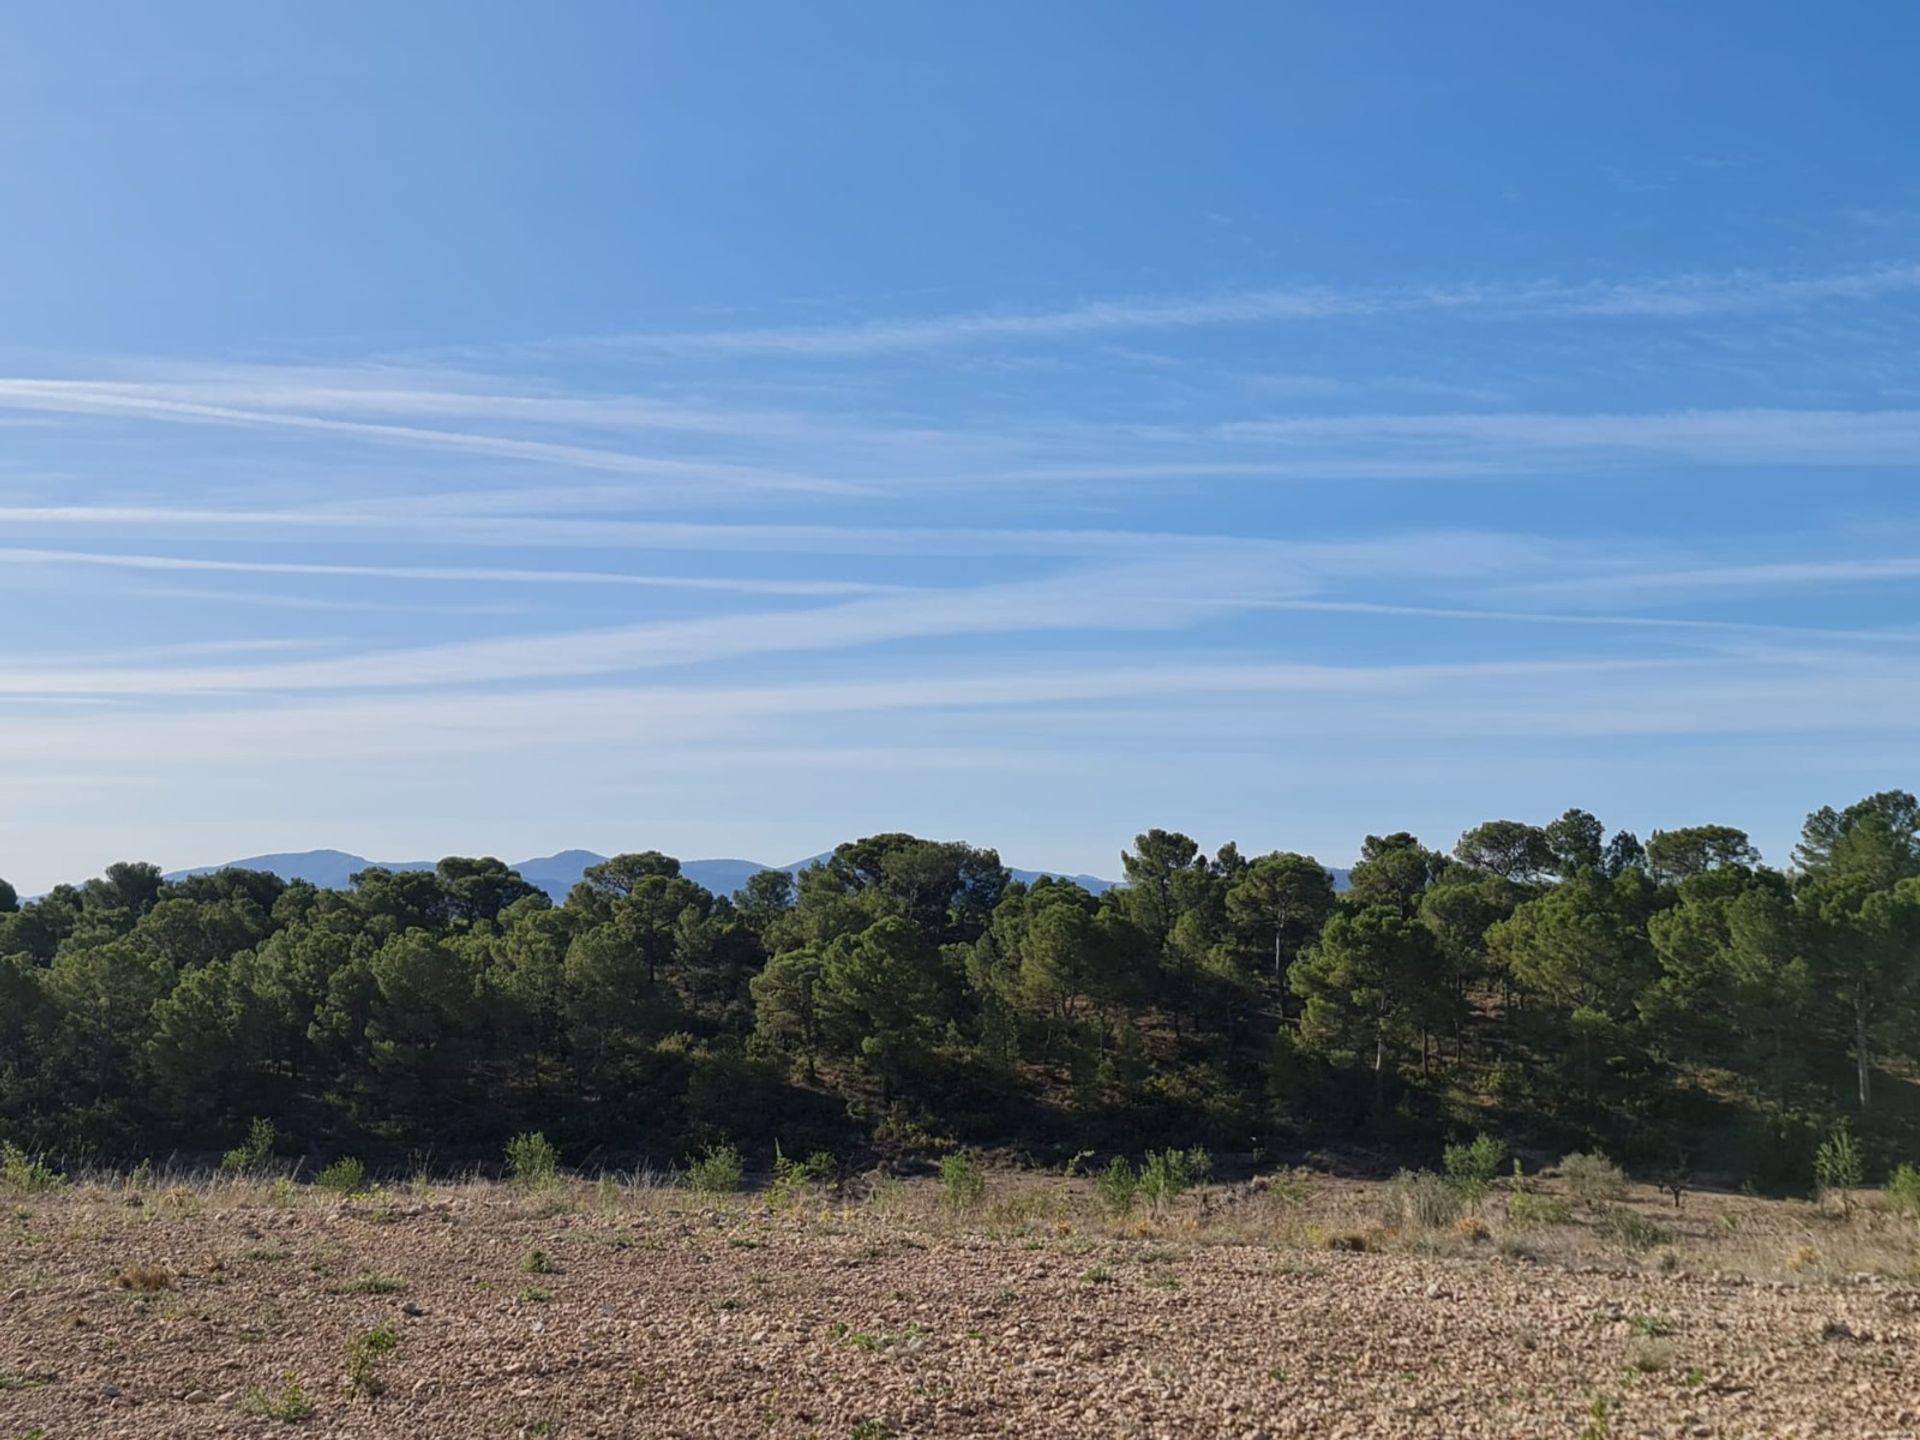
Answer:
[{"xmin": 3, "ymin": 794, "xmax": 1919, "ymax": 1185}]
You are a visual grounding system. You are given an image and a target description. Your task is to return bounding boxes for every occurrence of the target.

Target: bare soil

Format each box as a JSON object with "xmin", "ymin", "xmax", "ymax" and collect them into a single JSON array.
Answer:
[{"xmin": 1, "ymin": 1173, "xmax": 1916, "ymax": 1438}]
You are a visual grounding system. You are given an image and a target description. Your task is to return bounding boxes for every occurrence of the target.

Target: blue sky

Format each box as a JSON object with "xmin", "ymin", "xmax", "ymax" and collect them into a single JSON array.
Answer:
[{"xmin": 4, "ymin": 3, "xmax": 1920, "ymax": 890}]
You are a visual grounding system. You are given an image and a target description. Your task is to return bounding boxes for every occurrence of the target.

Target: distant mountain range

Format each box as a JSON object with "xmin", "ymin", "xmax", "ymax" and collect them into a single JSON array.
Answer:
[{"xmin": 163, "ymin": 848, "xmax": 1119, "ymax": 901}]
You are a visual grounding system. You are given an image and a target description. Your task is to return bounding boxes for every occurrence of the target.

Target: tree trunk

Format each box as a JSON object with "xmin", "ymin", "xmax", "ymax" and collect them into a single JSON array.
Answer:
[{"xmin": 1854, "ymin": 995, "xmax": 1872, "ymax": 1113}]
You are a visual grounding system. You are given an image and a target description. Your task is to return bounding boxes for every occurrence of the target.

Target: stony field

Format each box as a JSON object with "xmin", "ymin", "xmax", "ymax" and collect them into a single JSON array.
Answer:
[{"xmin": 0, "ymin": 1165, "xmax": 1916, "ymax": 1438}]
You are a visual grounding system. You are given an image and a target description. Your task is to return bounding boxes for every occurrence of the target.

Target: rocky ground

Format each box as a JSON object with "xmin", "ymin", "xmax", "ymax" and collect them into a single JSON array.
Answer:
[{"xmin": 0, "ymin": 1171, "xmax": 1916, "ymax": 1438}]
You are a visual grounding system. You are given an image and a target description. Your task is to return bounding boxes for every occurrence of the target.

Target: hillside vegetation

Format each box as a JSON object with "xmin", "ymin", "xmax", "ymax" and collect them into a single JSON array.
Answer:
[{"xmin": 3, "ymin": 794, "xmax": 1920, "ymax": 1191}]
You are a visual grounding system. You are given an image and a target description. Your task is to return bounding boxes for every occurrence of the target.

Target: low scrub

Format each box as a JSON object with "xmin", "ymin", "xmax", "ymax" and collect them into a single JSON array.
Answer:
[{"xmin": 1384, "ymin": 1169, "xmax": 1465, "ymax": 1229}]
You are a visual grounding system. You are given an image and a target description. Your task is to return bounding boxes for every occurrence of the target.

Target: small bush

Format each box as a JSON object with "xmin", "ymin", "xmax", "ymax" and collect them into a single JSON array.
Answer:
[
  {"xmin": 1442, "ymin": 1134, "xmax": 1503, "ymax": 1202},
  {"xmin": 504, "ymin": 1132, "xmax": 559, "ymax": 1188},
  {"xmin": 1506, "ymin": 1190, "xmax": 1573, "ymax": 1228},
  {"xmin": 0, "ymin": 1143, "xmax": 63, "ymax": 1194},
  {"xmin": 687, "ymin": 1142, "xmax": 744, "ymax": 1196},
  {"xmin": 939, "ymin": 1152, "xmax": 986, "ymax": 1212},
  {"xmin": 346, "ymin": 1326, "xmax": 398, "ymax": 1397},
  {"xmin": 315, "ymin": 1157, "xmax": 367, "ymax": 1197},
  {"xmin": 1384, "ymin": 1169, "xmax": 1464, "ymax": 1229},
  {"xmin": 1137, "ymin": 1148, "xmax": 1209, "ymax": 1211},
  {"xmin": 1592, "ymin": 1204, "xmax": 1669, "ymax": 1253},
  {"xmin": 1095, "ymin": 1157, "xmax": 1138, "ymax": 1217},
  {"xmin": 1558, "ymin": 1151, "xmax": 1628, "ymax": 1205},
  {"xmin": 1886, "ymin": 1163, "xmax": 1920, "ymax": 1217},
  {"xmin": 246, "ymin": 1371, "xmax": 313, "ymax": 1423},
  {"xmin": 222, "ymin": 1117, "xmax": 279, "ymax": 1176},
  {"xmin": 767, "ymin": 1143, "xmax": 833, "ymax": 1209},
  {"xmin": 1813, "ymin": 1120, "xmax": 1865, "ymax": 1214},
  {"xmin": 116, "ymin": 1263, "xmax": 172, "ymax": 1293}
]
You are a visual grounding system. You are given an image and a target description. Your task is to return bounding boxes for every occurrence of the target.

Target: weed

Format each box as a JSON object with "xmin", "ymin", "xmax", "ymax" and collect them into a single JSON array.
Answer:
[
  {"xmin": 1138, "ymin": 1148, "xmax": 1209, "ymax": 1211},
  {"xmin": 242, "ymin": 1245, "xmax": 289, "ymax": 1263},
  {"xmin": 850, "ymin": 1421, "xmax": 894, "ymax": 1440},
  {"xmin": 768, "ymin": 1142, "xmax": 833, "ymax": 1210},
  {"xmin": 1384, "ymin": 1169, "xmax": 1464, "ymax": 1229},
  {"xmin": 116, "ymin": 1263, "xmax": 172, "ymax": 1293},
  {"xmin": 1579, "ymin": 1393, "xmax": 1611, "ymax": 1440},
  {"xmin": 334, "ymin": 1274, "xmax": 406, "ymax": 1296},
  {"xmin": 315, "ymin": 1157, "xmax": 367, "ymax": 1197},
  {"xmin": 1625, "ymin": 1337, "xmax": 1673, "ymax": 1373},
  {"xmin": 1559, "ymin": 1151, "xmax": 1628, "ymax": 1206},
  {"xmin": 1453, "ymin": 1215, "xmax": 1490, "ymax": 1244},
  {"xmin": 1626, "ymin": 1315, "xmax": 1673, "ymax": 1337},
  {"xmin": 1887, "ymin": 1163, "xmax": 1920, "ymax": 1217},
  {"xmin": 1145, "ymin": 1270, "xmax": 1181, "ymax": 1290},
  {"xmin": 1096, "ymin": 1156, "xmax": 1139, "ymax": 1217},
  {"xmin": 127, "ymin": 1158, "xmax": 153, "ymax": 1191},
  {"xmin": 1592, "ymin": 1205, "xmax": 1670, "ymax": 1253},
  {"xmin": 1442, "ymin": 1133, "xmax": 1503, "ymax": 1203},
  {"xmin": 687, "ymin": 1142, "xmax": 743, "ymax": 1197},
  {"xmin": 505, "ymin": 1132, "xmax": 559, "ymax": 1188},
  {"xmin": 1507, "ymin": 1190, "xmax": 1572, "ymax": 1228},
  {"xmin": 347, "ymin": 1325, "xmax": 398, "ymax": 1396},
  {"xmin": 1814, "ymin": 1120, "xmax": 1865, "ymax": 1215},
  {"xmin": 1081, "ymin": 1265, "xmax": 1113, "ymax": 1284},
  {"xmin": 518, "ymin": 1284, "xmax": 552, "ymax": 1303},
  {"xmin": 0, "ymin": 1145, "xmax": 63, "ymax": 1195},
  {"xmin": 1788, "ymin": 1244, "xmax": 1820, "ymax": 1272},
  {"xmin": 522, "ymin": 1249, "xmax": 561, "ymax": 1275},
  {"xmin": 0, "ymin": 1373, "xmax": 49, "ymax": 1391},
  {"xmin": 222, "ymin": 1118, "xmax": 279, "ymax": 1176},
  {"xmin": 939, "ymin": 1152, "xmax": 986, "ymax": 1212},
  {"xmin": 245, "ymin": 1371, "xmax": 314, "ymax": 1423}
]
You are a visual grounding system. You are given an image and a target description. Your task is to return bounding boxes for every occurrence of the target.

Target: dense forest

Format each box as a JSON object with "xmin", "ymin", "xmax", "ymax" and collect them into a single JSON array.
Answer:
[{"xmin": 3, "ymin": 792, "xmax": 1919, "ymax": 1188}]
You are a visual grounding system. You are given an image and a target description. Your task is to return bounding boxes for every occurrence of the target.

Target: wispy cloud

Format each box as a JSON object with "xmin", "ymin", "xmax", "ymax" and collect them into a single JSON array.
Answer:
[
  {"xmin": 0, "ymin": 547, "xmax": 910, "ymax": 598},
  {"xmin": 0, "ymin": 379, "xmax": 859, "ymax": 496},
  {"xmin": 545, "ymin": 262, "xmax": 1920, "ymax": 359}
]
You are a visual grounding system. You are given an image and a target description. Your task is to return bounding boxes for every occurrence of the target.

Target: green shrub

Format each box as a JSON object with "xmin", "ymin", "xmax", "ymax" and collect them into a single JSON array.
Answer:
[
  {"xmin": 0, "ymin": 1143, "xmax": 64, "ymax": 1194},
  {"xmin": 315, "ymin": 1157, "xmax": 367, "ymax": 1197},
  {"xmin": 1384, "ymin": 1169, "xmax": 1464, "ymax": 1229},
  {"xmin": 222, "ymin": 1118, "xmax": 279, "ymax": 1176},
  {"xmin": 1813, "ymin": 1120, "xmax": 1865, "ymax": 1213},
  {"xmin": 939, "ymin": 1152, "xmax": 986, "ymax": 1212},
  {"xmin": 1506, "ymin": 1189, "xmax": 1572, "ymax": 1227},
  {"xmin": 1558, "ymin": 1151, "xmax": 1628, "ymax": 1205},
  {"xmin": 1593, "ymin": 1203, "xmax": 1669, "ymax": 1252},
  {"xmin": 1095, "ymin": 1156, "xmax": 1139, "ymax": 1217},
  {"xmin": 346, "ymin": 1326, "xmax": 398, "ymax": 1396},
  {"xmin": 246, "ymin": 1370, "xmax": 313, "ymax": 1422},
  {"xmin": 687, "ymin": 1142, "xmax": 743, "ymax": 1196},
  {"xmin": 1885, "ymin": 1163, "xmax": 1920, "ymax": 1217},
  {"xmin": 767, "ymin": 1142, "xmax": 833, "ymax": 1209},
  {"xmin": 1442, "ymin": 1133, "xmax": 1504, "ymax": 1202},
  {"xmin": 1138, "ymin": 1148, "xmax": 1209, "ymax": 1211},
  {"xmin": 504, "ymin": 1131, "xmax": 559, "ymax": 1187}
]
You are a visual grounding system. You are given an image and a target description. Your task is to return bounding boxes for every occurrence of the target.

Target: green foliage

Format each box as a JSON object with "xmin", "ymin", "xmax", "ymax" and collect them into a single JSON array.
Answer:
[
  {"xmin": 1505, "ymin": 1190, "xmax": 1572, "ymax": 1227},
  {"xmin": 504, "ymin": 1131, "xmax": 559, "ymax": 1187},
  {"xmin": 222, "ymin": 1117, "xmax": 280, "ymax": 1175},
  {"xmin": 1592, "ymin": 1204, "xmax": 1670, "ymax": 1252},
  {"xmin": 1886, "ymin": 1163, "xmax": 1920, "ymax": 1216},
  {"xmin": 1813, "ymin": 1119, "xmax": 1865, "ymax": 1211},
  {"xmin": 1558, "ymin": 1151, "xmax": 1628, "ymax": 1205},
  {"xmin": 938, "ymin": 1152, "xmax": 986, "ymax": 1212},
  {"xmin": 346, "ymin": 1326, "xmax": 398, "ymax": 1396},
  {"xmin": 246, "ymin": 1371, "xmax": 314, "ymax": 1423},
  {"xmin": 315, "ymin": 1156, "xmax": 367, "ymax": 1197},
  {"xmin": 0, "ymin": 1144, "xmax": 64, "ymax": 1194},
  {"xmin": 687, "ymin": 1142, "xmax": 743, "ymax": 1196},
  {"xmin": 1095, "ymin": 1156, "xmax": 1139, "ymax": 1216},
  {"xmin": 1441, "ymin": 1133, "xmax": 1503, "ymax": 1201},
  {"xmin": 2, "ymin": 803, "xmax": 1920, "ymax": 1192},
  {"xmin": 1137, "ymin": 1148, "xmax": 1210, "ymax": 1210},
  {"xmin": 1384, "ymin": 1169, "xmax": 1464, "ymax": 1229},
  {"xmin": 768, "ymin": 1143, "xmax": 833, "ymax": 1209}
]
